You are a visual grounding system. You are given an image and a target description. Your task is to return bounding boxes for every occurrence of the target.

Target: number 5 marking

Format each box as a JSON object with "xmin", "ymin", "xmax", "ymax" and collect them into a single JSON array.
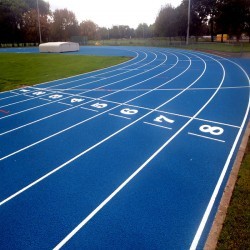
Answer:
[
  {"xmin": 199, "ymin": 125, "xmax": 224, "ymax": 136},
  {"xmin": 154, "ymin": 115, "xmax": 174, "ymax": 124}
]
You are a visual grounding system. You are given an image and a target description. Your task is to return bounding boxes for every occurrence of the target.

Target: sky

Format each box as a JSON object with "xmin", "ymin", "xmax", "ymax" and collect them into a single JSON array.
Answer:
[{"xmin": 47, "ymin": 0, "xmax": 183, "ymax": 29}]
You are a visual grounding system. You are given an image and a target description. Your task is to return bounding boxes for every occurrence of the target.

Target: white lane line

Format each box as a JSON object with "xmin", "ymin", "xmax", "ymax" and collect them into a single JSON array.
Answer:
[
  {"xmin": 0, "ymin": 52, "xmax": 176, "ymax": 160},
  {"xmin": 41, "ymin": 50, "xmax": 145, "ymax": 90},
  {"xmin": 39, "ymin": 98, "xmax": 52, "ymax": 102},
  {"xmin": 0, "ymin": 101, "xmax": 91, "ymax": 136},
  {"xmin": 54, "ymin": 52, "xmax": 226, "ymax": 250},
  {"xmin": 0, "ymin": 52, "xmax": 170, "ymax": 138},
  {"xmin": 58, "ymin": 102, "xmax": 73, "ymax": 107},
  {"xmin": 65, "ymin": 51, "xmax": 160, "ymax": 92},
  {"xmin": 79, "ymin": 95, "xmax": 240, "ymax": 129},
  {"xmin": 0, "ymin": 95, "xmax": 71, "ymax": 121},
  {"xmin": 189, "ymin": 52, "xmax": 250, "ymax": 250},
  {"xmin": 80, "ymin": 107, "xmax": 99, "ymax": 112},
  {"xmin": 35, "ymin": 49, "xmax": 140, "ymax": 89},
  {"xmin": 109, "ymin": 113, "xmax": 131, "ymax": 120},
  {"xmin": 143, "ymin": 122, "xmax": 172, "ymax": 130},
  {"xmin": 0, "ymin": 93, "xmax": 19, "ymax": 101},
  {"xmin": 0, "ymin": 51, "xmax": 198, "ymax": 201},
  {"xmin": 188, "ymin": 132, "xmax": 225, "ymax": 143}
]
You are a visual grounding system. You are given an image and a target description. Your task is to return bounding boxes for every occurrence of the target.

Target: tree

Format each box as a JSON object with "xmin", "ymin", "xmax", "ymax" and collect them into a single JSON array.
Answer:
[
  {"xmin": 79, "ymin": 20, "xmax": 98, "ymax": 40},
  {"xmin": 136, "ymin": 23, "xmax": 152, "ymax": 38},
  {"xmin": 192, "ymin": 0, "xmax": 218, "ymax": 41},
  {"xmin": 216, "ymin": 0, "xmax": 249, "ymax": 41},
  {"xmin": 0, "ymin": 0, "xmax": 28, "ymax": 43},
  {"xmin": 154, "ymin": 4, "xmax": 177, "ymax": 38},
  {"xmin": 0, "ymin": 0, "xmax": 50, "ymax": 44},
  {"xmin": 22, "ymin": 0, "xmax": 50, "ymax": 43},
  {"xmin": 50, "ymin": 8, "xmax": 79, "ymax": 41}
]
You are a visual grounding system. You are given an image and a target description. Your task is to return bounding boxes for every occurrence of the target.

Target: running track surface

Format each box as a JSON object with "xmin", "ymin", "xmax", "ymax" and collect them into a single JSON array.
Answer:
[{"xmin": 0, "ymin": 46, "xmax": 249, "ymax": 249}]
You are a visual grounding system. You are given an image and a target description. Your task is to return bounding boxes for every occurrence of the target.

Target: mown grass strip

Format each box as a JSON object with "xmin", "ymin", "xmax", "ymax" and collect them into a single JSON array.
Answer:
[
  {"xmin": 216, "ymin": 137, "xmax": 250, "ymax": 249},
  {"xmin": 0, "ymin": 53, "xmax": 130, "ymax": 92}
]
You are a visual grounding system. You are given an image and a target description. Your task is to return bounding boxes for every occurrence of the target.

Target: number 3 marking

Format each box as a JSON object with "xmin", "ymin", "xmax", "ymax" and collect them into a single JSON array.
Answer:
[{"xmin": 199, "ymin": 125, "xmax": 224, "ymax": 136}]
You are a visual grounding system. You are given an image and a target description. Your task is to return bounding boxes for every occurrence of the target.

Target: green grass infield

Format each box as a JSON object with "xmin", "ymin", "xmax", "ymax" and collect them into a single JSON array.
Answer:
[{"xmin": 0, "ymin": 53, "xmax": 130, "ymax": 92}]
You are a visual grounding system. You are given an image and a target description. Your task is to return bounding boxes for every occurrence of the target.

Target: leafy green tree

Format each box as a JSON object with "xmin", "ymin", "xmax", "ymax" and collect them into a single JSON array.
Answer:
[
  {"xmin": 0, "ymin": 0, "xmax": 50, "ymax": 43},
  {"xmin": 216, "ymin": 0, "xmax": 249, "ymax": 41},
  {"xmin": 154, "ymin": 4, "xmax": 177, "ymax": 38},
  {"xmin": 50, "ymin": 8, "xmax": 79, "ymax": 41},
  {"xmin": 192, "ymin": 0, "xmax": 218, "ymax": 41},
  {"xmin": 136, "ymin": 23, "xmax": 153, "ymax": 38},
  {"xmin": 79, "ymin": 20, "xmax": 98, "ymax": 40}
]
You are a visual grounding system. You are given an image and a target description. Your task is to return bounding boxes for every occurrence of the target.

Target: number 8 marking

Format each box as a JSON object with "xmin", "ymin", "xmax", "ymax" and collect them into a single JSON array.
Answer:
[{"xmin": 199, "ymin": 125, "xmax": 224, "ymax": 136}]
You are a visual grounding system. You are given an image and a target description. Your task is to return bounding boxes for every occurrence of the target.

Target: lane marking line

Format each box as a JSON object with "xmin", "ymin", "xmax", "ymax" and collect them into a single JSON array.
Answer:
[
  {"xmin": 188, "ymin": 132, "xmax": 225, "ymax": 143},
  {"xmin": 58, "ymin": 102, "xmax": 73, "ymax": 107},
  {"xmin": 41, "ymin": 50, "xmax": 145, "ymax": 89},
  {"xmin": 109, "ymin": 113, "xmax": 131, "ymax": 120},
  {"xmin": 189, "ymin": 51, "xmax": 250, "ymax": 250},
  {"xmin": 54, "ymin": 52, "xmax": 226, "ymax": 250},
  {"xmin": 80, "ymin": 107, "xmax": 99, "ymax": 113},
  {"xmin": 143, "ymin": 122, "xmax": 172, "ymax": 130}
]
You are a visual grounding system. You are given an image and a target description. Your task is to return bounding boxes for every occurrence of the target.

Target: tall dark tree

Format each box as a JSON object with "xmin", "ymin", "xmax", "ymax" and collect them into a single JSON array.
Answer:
[
  {"xmin": 154, "ymin": 4, "xmax": 177, "ymax": 38},
  {"xmin": 192, "ymin": 0, "xmax": 218, "ymax": 41},
  {"xmin": 0, "ymin": 0, "xmax": 50, "ymax": 44},
  {"xmin": 50, "ymin": 8, "xmax": 79, "ymax": 41},
  {"xmin": 79, "ymin": 20, "xmax": 98, "ymax": 40},
  {"xmin": 216, "ymin": 0, "xmax": 249, "ymax": 41}
]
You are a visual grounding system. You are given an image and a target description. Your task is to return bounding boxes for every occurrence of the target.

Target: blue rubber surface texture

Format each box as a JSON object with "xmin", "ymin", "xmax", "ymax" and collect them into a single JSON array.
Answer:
[{"xmin": 0, "ymin": 46, "xmax": 249, "ymax": 249}]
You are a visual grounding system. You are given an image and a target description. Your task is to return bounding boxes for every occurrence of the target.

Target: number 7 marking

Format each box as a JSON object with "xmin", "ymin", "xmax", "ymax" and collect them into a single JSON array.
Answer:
[{"xmin": 154, "ymin": 115, "xmax": 174, "ymax": 124}]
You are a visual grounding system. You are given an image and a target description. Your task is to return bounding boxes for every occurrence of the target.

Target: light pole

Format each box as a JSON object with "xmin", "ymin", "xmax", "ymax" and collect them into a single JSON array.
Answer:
[
  {"xmin": 36, "ymin": 0, "xmax": 42, "ymax": 44},
  {"xmin": 186, "ymin": 0, "xmax": 191, "ymax": 45}
]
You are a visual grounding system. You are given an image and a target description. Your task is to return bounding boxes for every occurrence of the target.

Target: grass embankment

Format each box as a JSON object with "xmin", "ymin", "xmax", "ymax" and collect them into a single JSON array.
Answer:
[
  {"xmin": 0, "ymin": 53, "xmax": 130, "ymax": 92},
  {"xmin": 217, "ymin": 138, "xmax": 250, "ymax": 249}
]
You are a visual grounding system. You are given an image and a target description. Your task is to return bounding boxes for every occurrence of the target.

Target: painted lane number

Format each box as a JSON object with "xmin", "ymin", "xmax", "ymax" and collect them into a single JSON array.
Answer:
[
  {"xmin": 154, "ymin": 115, "xmax": 174, "ymax": 124},
  {"xmin": 91, "ymin": 103, "xmax": 107, "ymax": 109},
  {"xmin": 199, "ymin": 125, "xmax": 224, "ymax": 136},
  {"xmin": 120, "ymin": 108, "xmax": 138, "ymax": 115}
]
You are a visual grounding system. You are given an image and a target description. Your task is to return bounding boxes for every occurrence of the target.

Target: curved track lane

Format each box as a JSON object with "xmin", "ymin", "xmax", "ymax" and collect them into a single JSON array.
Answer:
[{"xmin": 0, "ymin": 46, "xmax": 249, "ymax": 249}]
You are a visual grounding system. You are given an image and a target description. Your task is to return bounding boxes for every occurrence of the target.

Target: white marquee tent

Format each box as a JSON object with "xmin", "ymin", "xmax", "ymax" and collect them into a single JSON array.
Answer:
[{"xmin": 39, "ymin": 42, "xmax": 79, "ymax": 53}]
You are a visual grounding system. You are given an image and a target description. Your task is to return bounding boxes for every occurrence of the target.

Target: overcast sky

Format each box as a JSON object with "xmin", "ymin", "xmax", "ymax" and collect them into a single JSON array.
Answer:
[{"xmin": 47, "ymin": 0, "xmax": 183, "ymax": 28}]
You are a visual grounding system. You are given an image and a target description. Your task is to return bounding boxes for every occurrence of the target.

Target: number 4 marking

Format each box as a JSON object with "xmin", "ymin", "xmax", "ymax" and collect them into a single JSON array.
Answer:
[{"xmin": 154, "ymin": 115, "xmax": 174, "ymax": 124}]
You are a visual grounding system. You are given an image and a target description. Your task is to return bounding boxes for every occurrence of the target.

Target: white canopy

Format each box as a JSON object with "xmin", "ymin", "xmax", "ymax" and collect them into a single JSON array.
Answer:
[{"xmin": 39, "ymin": 42, "xmax": 79, "ymax": 53}]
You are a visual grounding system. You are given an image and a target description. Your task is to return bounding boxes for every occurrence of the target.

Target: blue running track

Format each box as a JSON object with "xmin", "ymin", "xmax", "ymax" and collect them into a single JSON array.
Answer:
[{"xmin": 0, "ymin": 46, "xmax": 249, "ymax": 249}]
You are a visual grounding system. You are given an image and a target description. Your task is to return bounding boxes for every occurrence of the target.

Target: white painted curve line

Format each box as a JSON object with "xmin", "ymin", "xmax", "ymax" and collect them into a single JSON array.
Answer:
[
  {"xmin": 36, "ymin": 49, "xmax": 140, "ymax": 89},
  {"xmin": 189, "ymin": 52, "xmax": 250, "ymax": 250},
  {"xmin": 43, "ymin": 51, "xmax": 153, "ymax": 94},
  {"xmin": 0, "ymin": 100, "xmax": 92, "ymax": 136},
  {"xmin": 0, "ymin": 51, "xmax": 206, "ymax": 206},
  {"xmin": 54, "ymin": 52, "xmax": 225, "ymax": 250},
  {"xmin": 0, "ymin": 95, "xmax": 71, "ymax": 121},
  {"xmin": 40, "ymin": 50, "xmax": 145, "ymax": 90},
  {"xmin": 64, "ymin": 51, "xmax": 160, "ymax": 92},
  {"xmin": 0, "ymin": 53, "xmax": 169, "ymax": 136},
  {"xmin": 0, "ymin": 52, "xmax": 175, "ymax": 160}
]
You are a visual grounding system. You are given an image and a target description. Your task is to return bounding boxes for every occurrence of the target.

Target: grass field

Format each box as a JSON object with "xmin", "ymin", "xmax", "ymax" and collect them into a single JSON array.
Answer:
[
  {"xmin": 0, "ymin": 51, "xmax": 249, "ymax": 248},
  {"xmin": 0, "ymin": 53, "xmax": 129, "ymax": 92},
  {"xmin": 217, "ymin": 138, "xmax": 250, "ymax": 250}
]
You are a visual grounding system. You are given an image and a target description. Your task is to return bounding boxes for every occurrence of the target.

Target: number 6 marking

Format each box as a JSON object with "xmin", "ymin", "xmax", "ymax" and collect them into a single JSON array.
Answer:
[
  {"xmin": 120, "ymin": 108, "xmax": 138, "ymax": 115},
  {"xmin": 199, "ymin": 125, "xmax": 224, "ymax": 136}
]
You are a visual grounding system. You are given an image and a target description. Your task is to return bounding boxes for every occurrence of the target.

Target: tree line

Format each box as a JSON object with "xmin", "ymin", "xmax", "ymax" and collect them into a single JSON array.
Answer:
[{"xmin": 0, "ymin": 0, "xmax": 249, "ymax": 45}]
